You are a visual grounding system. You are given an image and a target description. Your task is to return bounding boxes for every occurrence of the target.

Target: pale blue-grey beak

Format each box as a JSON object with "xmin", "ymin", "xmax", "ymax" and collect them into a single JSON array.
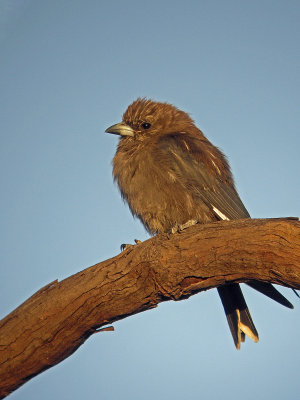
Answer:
[{"xmin": 105, "ymin": 122, "xmax": 134, "ymax": 137}]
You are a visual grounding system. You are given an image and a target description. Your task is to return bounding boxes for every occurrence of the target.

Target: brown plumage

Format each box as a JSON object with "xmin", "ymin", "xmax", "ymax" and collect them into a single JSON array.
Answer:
[{"xmin": 106, "ymin": 98, "xmax": 293, "ymax": 349}]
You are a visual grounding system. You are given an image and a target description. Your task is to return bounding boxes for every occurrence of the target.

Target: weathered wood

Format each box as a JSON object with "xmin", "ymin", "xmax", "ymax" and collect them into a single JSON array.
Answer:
[{"xmin": 0, "ymin": 218, "xmax": 299, "ymax": 398}]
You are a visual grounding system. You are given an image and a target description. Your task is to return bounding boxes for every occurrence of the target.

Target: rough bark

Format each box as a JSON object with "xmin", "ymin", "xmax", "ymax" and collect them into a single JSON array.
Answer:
[{"xmin": 0, "ymin": 218, "xmax": 299, "ymax": 398}]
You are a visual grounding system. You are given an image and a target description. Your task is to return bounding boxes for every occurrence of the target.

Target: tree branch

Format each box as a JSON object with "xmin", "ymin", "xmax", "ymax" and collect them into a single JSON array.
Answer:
[{"xmin": 1, "ymin": 218, "xmax": 300, "ymax": 398}]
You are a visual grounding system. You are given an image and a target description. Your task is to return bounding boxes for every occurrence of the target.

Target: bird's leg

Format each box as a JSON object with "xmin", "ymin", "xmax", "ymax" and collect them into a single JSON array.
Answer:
[
  {"xmin": 120, "ymin": 239, "xmax": 141, "ymax": 251},
  {"xmin": 178, "ymin": 219, "xmax": 198, "ymax": 231},
  {"xmin": 170, "ymin": 219, "xmax": 198, "ymax": 234}
]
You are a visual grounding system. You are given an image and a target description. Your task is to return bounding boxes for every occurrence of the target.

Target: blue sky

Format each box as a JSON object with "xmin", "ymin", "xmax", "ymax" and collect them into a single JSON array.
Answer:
[{"xmin": 1, "ymin": 1, "xmax": 299, "ymax": 399}]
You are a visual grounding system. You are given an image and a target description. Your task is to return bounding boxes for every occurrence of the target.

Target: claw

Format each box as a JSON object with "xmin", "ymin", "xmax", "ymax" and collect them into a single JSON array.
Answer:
[
  {"xmin": 178, "ymin": 219, "xmax": 198, "ymax": 231},
  {"xmin": 120, "ymin": 239, "xmax": 142, "ymax": 251},
  {"xmin": 120, "ymin": 243, "xmax": 133, "ymax": 251},
  {"xmin": 169, "ymin": 219, "xmax": 198, "ymax": 235}
]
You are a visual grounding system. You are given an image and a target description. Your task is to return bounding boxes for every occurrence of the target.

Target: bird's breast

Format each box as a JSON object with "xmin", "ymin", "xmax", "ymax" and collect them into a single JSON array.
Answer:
[{"xmin": 112, "ymin": 139, "xmax": 213, "ymax": 233}]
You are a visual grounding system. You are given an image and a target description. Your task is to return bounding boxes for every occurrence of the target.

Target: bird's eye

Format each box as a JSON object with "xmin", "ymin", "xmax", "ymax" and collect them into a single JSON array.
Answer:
[{"xmin": 141, "ymin": 122, "xmax": 151, "ymax": 129}]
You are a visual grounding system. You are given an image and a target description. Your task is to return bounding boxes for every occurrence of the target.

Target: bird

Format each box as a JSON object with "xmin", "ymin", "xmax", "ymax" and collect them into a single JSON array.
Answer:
[{"xmin": 105, "ymin": 98, "xmax": 293, "ymax": 349}]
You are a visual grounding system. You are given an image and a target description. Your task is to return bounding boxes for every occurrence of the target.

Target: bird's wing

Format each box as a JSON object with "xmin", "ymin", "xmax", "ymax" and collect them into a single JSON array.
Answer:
[
  {"xmin": 157, "ymin": 133, "xmax": 250, "ymax": 220},
  {"xmin": 157, "ymin": 133, "xmax": 293, "ymax": 311}
]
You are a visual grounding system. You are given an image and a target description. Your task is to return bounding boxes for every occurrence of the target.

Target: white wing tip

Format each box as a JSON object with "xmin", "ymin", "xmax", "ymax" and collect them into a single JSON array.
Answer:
[{"xmin": 212, "ymin": 206, "xmax": 230, "ymax": 221}]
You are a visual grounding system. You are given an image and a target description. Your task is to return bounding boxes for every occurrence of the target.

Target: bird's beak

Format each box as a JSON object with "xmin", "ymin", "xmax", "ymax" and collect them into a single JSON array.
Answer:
[{"xmin": 105, "ymin": 122, "xmax": 134, "ymax": 137}]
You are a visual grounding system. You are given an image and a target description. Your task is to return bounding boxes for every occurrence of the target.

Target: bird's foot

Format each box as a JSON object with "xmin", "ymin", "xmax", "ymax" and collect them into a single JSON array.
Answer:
[
  {"xmin": 169, "ymin": 219, "xmax": 198, "ymax": 235},
  {"xmin": 120, "ymin": 239, "xmax": 141, "ymax": 251}
]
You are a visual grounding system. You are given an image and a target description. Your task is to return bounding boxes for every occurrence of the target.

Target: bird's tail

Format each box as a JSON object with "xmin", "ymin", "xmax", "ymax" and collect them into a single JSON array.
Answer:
[
  {"xmin": 245, "ymin": 281, "xmax": 294, "ymax": 308},
  {"xmin": 217, "ymin": 284, "xmax": 259, "ymax": 349}
]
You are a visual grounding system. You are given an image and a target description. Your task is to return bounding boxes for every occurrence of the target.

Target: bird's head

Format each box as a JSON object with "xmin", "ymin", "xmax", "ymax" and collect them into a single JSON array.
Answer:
[{"xmin": 105, "ymin": 98, "xmax": 197, "ymax": 139}]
